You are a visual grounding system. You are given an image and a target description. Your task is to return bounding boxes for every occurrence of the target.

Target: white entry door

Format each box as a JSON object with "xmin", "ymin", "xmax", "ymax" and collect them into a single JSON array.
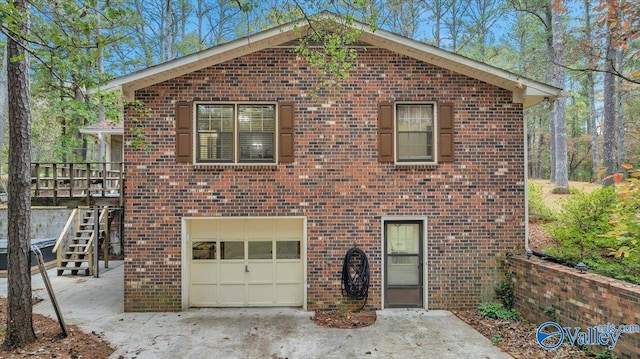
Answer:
[{"xmin": 188, "ymin": 218, "xmax": 304, "ymax": 307}]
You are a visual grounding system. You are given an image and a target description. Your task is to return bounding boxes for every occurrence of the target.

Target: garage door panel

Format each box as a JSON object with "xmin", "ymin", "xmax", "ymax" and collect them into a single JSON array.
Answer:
[
  {"xmin": 248, "ymin": 284, "xmax": 274, "ymax": 305},
  {"xmin": 219, "ymin": 263, "xmax": 245, "ymax": 283},
  {"xmin": 276, "ymin": 219, "xmax": 302, "ymax": 238},
  {"xmin": 276, "ymin": 262, "xmax": 302, "ymax": 283},
  {"xmin": 219, "ymin": 284, "xmax": 245, "ymax": 305},
  {"xmin": 276, "ymin": 284, "xmax": 302, "ymax": 304},
  {"xmin": 190, "ymin": 220, "xmax": 218, "ymax": 239},
  {"xmin": 218, "ymin": 220, "xmax": 245, "ymax": 239},
  {"xmin": 246, "ymin": 221, "xmax": 275, "ymax": 239},
  {"xmin": 191, "ymin": 285, "xmax": 217, "ymax": 306},
  {"xmin": 191, "ymin": 262, "xmax": 217, "ymax": 284},
  {"xmin": 248, "ymin": 263, "xmax": 273, "ymax": 283}
]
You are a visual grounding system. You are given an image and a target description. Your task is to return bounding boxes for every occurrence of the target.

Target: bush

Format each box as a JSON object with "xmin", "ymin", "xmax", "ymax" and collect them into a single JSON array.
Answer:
[
  {"xmin": 545, "ymin": 174, "xmax": 640, "ymax": 284},
  {"xmin": 477, "ymin": 302, "xmax": 520, "ymax": 320},
  {"xmin": 546, "ymin": 186, "xmax": 618, "ymax": 262},
  {"xmin": 528, "ymin": 182, "xmax": 557, "ymax": 222}
]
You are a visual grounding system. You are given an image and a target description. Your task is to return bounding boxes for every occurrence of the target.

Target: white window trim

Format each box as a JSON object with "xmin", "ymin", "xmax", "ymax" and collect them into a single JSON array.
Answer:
[
  {"xmin": 192, "ymin": 101, "xmax": 279, "ymax": 166},
  {"xmin": 394, "ymin": 102, "xmax": 438, "ymax": 165}
]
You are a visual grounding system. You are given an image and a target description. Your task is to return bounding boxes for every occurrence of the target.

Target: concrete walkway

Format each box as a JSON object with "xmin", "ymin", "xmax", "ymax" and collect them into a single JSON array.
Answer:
[{"xmin": 3, "ymin": 262, "xmax": 512, "ymax": 358}]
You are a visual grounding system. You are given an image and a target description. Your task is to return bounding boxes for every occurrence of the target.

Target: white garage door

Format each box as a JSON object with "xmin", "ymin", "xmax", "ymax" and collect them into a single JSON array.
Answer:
[{"xmin": 187, "ymin": 218, "xmax": 304, "ymax": 307}]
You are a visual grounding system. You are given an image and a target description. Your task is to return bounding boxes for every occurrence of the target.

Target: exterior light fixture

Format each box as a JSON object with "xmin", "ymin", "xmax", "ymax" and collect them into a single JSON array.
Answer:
[
  {"xmin": 525, "ymin": 249, "xmax": 533, "ymax": 259},
  {"xmin": 575, "ymin": 262, "xmax": 588, "ymax": 273},
  {"xmin": 541, "ymin": 97, "xmax": 551, "ymax": 110}
]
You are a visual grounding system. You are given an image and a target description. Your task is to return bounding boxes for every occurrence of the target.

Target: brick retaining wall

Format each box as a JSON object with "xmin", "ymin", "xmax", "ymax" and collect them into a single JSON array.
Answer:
[{"xmin": 509, "ymin": 255, "xmax": 640, "ymax": 358}]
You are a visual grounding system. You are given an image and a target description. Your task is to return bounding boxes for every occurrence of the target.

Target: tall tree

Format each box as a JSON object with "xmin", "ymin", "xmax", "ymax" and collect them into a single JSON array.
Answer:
[
  {"xmin": 422, "ymin": 0, "xmax": 447, "ymax": 46},
  {"xmin": 462, "ymin": 0, "xmax": 505, "ymax": 62},
  {"xmin": 382, "ymin": 0, "xmax": 423, "ymax": 38},
  {"xmin": 602, "ymin": 5, "xmax": 618, "ymax": 186},
  {"xmin": 3, "ymin": 0, "xmax": 36, "ymax": 348},
  {"xmin": 442, "ymin": 0, "xmax": 469, "ymax": 52},
  {"xmin": 583, "ymin": 0, "xmax": 600, "ymax": 181},
  {"xmin": 550, "ymin": 1, "xmax": 568, "ymax": 190}
]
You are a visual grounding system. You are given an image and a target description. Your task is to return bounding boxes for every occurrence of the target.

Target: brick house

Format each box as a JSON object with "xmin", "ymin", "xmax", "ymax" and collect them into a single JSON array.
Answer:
[{"xmin": 106, "ymin": 14, "xmax": 561, "ymax": 311}]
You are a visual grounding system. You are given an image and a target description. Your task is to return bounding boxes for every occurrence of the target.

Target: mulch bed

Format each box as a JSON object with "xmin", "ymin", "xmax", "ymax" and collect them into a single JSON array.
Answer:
[{"xmin": 311, "ymin": 310, "xmax": 377, "ymax": 329}]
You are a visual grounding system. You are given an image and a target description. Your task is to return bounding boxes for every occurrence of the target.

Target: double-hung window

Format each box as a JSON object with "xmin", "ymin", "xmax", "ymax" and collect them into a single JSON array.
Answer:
[
  {"xmin": 196, "ymin": 103, "xmax": 276, "ymax": 163},
  {"xmin": 396, "ymin": 104, "xmax": 434, "ymax": 162},
  {"xmin": 377, "ymin": 101, "xmax": 453, "ymax": 164}
]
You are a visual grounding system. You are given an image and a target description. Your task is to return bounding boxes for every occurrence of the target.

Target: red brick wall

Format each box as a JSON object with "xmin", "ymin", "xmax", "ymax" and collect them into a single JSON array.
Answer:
[
  {"xmin": 123, "ymin": 46, "xmax": 525, "ymax": 311},
  {"xmin": 510, "ymin": 256, "xmax": 640, "ymax": 358}
]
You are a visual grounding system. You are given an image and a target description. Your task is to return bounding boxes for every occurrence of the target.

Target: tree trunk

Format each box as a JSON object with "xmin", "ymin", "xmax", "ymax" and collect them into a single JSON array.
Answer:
[
  {"xmin": 3, "ymin": 0, "xmax": 36, "ymax": 349},
  {"xmin": 544, "ymin": 2, "xmax": 555, "ymax": 183},
  {"xmin": 551, "ymin": 4, "xmax": 568, "ymax": 190},
  {"xmin": 536, "ymin": 117, "xmax": 545, "ymax": 178},
  {"xmin": 616, "ymin": 48, "xmax": 626, "ymax": 169},
  {"xmin": 602, "ymin": 13, "xmax": 617, "ymax": 187},
  {"xmin": 0, "ymin": 45, "xmax": 8, "ymax": 178},
  {"xmin": 583, "ymin": 0, "xmax": 600, "ymax": 182}
]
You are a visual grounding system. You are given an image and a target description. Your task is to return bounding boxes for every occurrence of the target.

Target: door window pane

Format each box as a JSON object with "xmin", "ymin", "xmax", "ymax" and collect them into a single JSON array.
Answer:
[
  {"xmin": 276, "ymin": 241, "xmax": 300, "ymax": 259},
  {"xmin": 192, "ymin": 242, "xmax": 216, "ymax": 260},
  {"xmin": 387, "ymin": 256, "xmax": 420, "ymax": 285},
  {"xmin": 387, "ymin": 223, "xmax": 420, "ymax": 254},
  {"xmin": 248, "ymin": 241, "xmax": 272, "ymax": 259},
  {"xmin": 221, "ymin": 241, "xmax": 244, "ymax": 260}
]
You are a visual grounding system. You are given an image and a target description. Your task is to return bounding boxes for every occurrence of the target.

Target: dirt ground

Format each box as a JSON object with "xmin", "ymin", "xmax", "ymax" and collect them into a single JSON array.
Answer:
[{"xmin": 0, "ymin": 298, "xmax": 114, "ymax": 359}]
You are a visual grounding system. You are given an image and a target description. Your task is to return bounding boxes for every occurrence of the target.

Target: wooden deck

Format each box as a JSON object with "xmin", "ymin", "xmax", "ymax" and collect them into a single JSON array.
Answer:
[{"xmin": 31, "ymin": 162, "xmax": 123, "ymax": 207}]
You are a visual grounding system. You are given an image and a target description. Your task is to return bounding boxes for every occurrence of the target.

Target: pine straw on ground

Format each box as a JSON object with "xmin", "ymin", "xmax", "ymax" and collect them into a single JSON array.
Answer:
[
  {"xmin": 0, "ymin": 297, "xmax": 114, "ymax": 359},
  {"xmin": 311, "ymin": 310, "xmax": 377, "ymax": 329},
  {"xmin": 453, "ymin": 309, "xmax": 592, "ymax": 358}
]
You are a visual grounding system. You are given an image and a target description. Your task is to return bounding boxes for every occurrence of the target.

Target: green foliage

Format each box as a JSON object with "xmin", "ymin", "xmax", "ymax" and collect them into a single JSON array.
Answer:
[
  {"xmin": 477, "ymin": 302, "xmax": 520, "ymax": 321},
  {"xmin": 126, "ymin": 100, "xmax": 152, "ymax": 151},
  {"xmin": 294, "ymin": 16, "xmax": 361, "ymax": 92},
  {"xmin": 528, "ymin": 182, "xmax": 557, "ymax": 222},
  {"xmin": 595, "ymin": 349, "xmax": 619, "ymax": 359},
  {"xmin": 494, "ymin": 271, "xmax": 515, "ymax": 310},
  {"xmin": 546, "ymin": 186, "xmax": 618, "ymax": 262},
  {"xmin": 543, "ymin": 305, "xmax": 559, "ymax": 322},
  {"xmin": 551, "ymin": 187, "xmax": 571, "ymax": 195},
  {"xmin": 546, "ymin": 172, "xmax": 640, "ymax": 285},
  {"xmin": 490, "ymin": 335, "xmax": 504, "ymax": 345}
]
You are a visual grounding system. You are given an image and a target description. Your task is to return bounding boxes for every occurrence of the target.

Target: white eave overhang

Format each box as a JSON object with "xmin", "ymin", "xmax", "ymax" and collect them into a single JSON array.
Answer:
[{"xmin": 103, "ymin": 13, "xmax": 562, "ymax": 109}]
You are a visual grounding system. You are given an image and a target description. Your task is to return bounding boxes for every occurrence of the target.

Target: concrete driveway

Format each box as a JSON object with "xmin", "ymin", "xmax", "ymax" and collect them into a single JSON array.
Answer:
[{"xmin": 7, "ymin": 262, "xmax": 512, "ymax": 358}]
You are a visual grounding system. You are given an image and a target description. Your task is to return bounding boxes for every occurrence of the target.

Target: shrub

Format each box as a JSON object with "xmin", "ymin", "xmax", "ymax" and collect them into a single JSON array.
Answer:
[
  {"xmin": 546, "ymin": 186, "xmax": 618, "ymax": 262},
  {"xmin": 528, "ymin": 182, "xmax": 557, "ymax": 222},
  {"xmin": 545, "ymin": 170, "xmax": 640, "ymax": 284},
  {"xmin": 477, "ymin": 302, "xmax": 520, "ymax": 320}
]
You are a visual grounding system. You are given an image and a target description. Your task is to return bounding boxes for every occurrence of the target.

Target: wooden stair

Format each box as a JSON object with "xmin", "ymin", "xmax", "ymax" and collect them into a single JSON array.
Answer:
[{"xmin": 57, "ymin": 209, "xmax": 100, "ymax": 276}]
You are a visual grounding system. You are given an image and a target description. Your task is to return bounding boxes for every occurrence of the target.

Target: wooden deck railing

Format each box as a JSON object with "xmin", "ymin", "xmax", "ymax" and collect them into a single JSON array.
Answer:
[{"xmin": 31, "ymin": 162, "xmax": 124, "ymax": 207}]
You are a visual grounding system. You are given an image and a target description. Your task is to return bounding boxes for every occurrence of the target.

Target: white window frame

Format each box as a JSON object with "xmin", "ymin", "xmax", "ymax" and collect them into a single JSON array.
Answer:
[
  {"xmin": 193, "ymin": 102, "xmax": 278, "ymax": 165},
  {"xmin": 394, "ymin": 102, "xmax": 438, "ymax": 165}
]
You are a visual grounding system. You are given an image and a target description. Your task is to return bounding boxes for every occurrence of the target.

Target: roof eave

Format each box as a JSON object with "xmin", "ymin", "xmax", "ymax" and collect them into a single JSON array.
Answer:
[{"xmin": 106, "ymin": 12, "xmax": 562, "ymax": 108}]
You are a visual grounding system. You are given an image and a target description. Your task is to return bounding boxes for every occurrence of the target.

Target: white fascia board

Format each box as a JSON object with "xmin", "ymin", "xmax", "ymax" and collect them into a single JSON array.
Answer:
[{"xmin": 79, "ymin": 128, "xmax": 124, "ymax": 135}]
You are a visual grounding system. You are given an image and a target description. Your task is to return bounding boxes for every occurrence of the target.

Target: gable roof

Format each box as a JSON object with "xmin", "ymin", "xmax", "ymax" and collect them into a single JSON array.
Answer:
[{"xmin": 105, "ymin": 12, "xmax": 561, "ymax": 109}]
